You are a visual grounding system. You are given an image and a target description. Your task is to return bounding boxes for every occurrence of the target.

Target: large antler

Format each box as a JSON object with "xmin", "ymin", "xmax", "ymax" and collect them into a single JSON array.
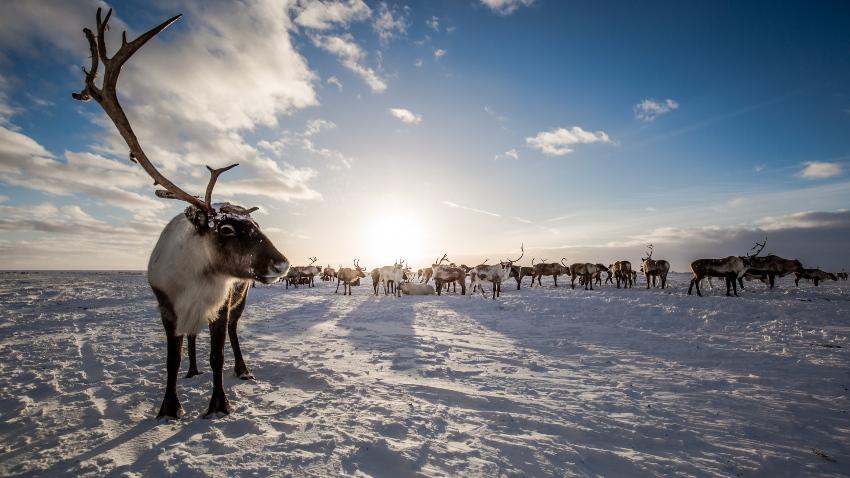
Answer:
[
  {"xmin": 503, "ymin": 243, "xmax": 524, "ymax": 264},
  {"xmin": 560, "ymin": 257, "xmax": 568, "ymax": 267},
  {"xmin": 748, "ymin": 238, "xmax": 767, "ymax": 257},
  {"xmin": 645, "ymin": 243, "xmax": 654, "ymax": 259},
  {"xmin": 436, "ymin": 253, "xmax": 449, "ymax": 265},
  {"xmin": 308, "ymin": 256, "xmax": 318, "ymax": 266},
  {"xmin": 72, "ymin": 8, "xmax": 239, "ymax": 213}
]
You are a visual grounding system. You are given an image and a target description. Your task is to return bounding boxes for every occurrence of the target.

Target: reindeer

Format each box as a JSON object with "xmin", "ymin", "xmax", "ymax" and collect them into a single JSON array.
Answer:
[
  {"xmin": 687, "ymin": 256, "xmax": 751, "ymax": 296},
  {"xmin": 641, "ymin": 244, "xmax": 670, "ymax": 289},
  {"xmin": 508, "ymin": 262, "xmax": 535, "ymax": 290},
  {"xmin": 370, "ymin": 268, "xmax": 381, "ymax": 295},
  {"xmin": 419, "ymin": 267, "xmax": 434, "ymax": 284},
  {"xmin": 336, "ymin": 259, "xmax": 366, "ymax": 295},
  {"xmin": 400, "ymin": 282, "xmax": 436, "ymax": 295},
  {"xmin": 610, "ymin": 261, "xmax": 633, "ymax": 288},
  {"xmin": 570, "ymin": 263, "xmax": 608, "ymax": 290},
  {"xmin": 471, "ymin": 245, "xmax": 524, "ymax": 299},
  {"xmin": 738, "ymin": 240, "xmax": 803, "ymax": 289},
  {"xmin": 379, "ymin": 259, "xmax": 406, "ymax": 297},
  {"xmin": 299, "ymin": 257, "xmax": 320, "ymax": 287},
  {"xmin": 71, "ymin": 9, "xmax": 290, "ymax": 419},
  {"xmin": 284, "ymin": 267, "xmax": 302, "ymax": 289},
  {"xmin": 432, "ymin": 254, "xmax": 467, "ymax": 296},
  {"xmin": 794, "ymin": 268, "xmax": 838, "ymax": 287},
  {"xmin": 532, "ymin": 258, "xmax": 570, "ymax": 287},
  {"xmin": 321, "ymin": 265, "xmax": 337, "ymax": 281}
]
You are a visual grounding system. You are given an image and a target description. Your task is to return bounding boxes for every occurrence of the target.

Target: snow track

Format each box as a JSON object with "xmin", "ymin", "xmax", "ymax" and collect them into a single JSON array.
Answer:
[{"xmin": 0, "ymin": 271, "xmax": 848, "ymax": 476}]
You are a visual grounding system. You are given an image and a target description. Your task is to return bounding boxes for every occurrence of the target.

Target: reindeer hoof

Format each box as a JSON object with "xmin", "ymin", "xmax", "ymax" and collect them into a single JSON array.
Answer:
[
  {"xmin": 156, "ymin": 395, "xmax": 184, "ymax": 420},
  {"xmin": 204, "ymin": 394, "xmax": 231, "ymax": 418},
  {"xmin": 185, "ymin": 369, "xmax": 203, "ymax": 379},
  {"xmin": 235, "ymin": 367, "xmax": 254, "ymax": 380}
]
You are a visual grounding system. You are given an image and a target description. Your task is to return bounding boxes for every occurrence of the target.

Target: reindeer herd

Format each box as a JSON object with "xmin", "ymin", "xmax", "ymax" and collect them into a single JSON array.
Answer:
[
  {"xmin": 282, "ymin": 240, "xmax": 843, "ymax": 300},
  {"xmin": 70, "ymin": 8, "xmax": 846, "ymax": 422}
]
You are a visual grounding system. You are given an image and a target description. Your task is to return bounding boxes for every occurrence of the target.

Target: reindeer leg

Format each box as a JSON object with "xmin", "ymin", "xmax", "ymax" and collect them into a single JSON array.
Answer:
[
  {"xmin": 153, "ymin": 289, "xmax": 184, "ymax": 420},
  {"xmin": 185, "ymin": 334, "xmax": 201, "ymax": 378},
  {"xmin": 554, "ymin": 275, "xmax": 558, "ymax": 287},
  {"xmin": 205, "ymin": 311, "xmax": 230, "ymax": 418},
  {"xmin": 769, "ymin": 273, "xmax": 776, "ymax": 289},
  {"xmin": 228, "ymin": 283, "xmax": 253, "ymax": 380},
  {"xmin": 335, "ymin": 279, "xmax": 341, "ymax": 294}
]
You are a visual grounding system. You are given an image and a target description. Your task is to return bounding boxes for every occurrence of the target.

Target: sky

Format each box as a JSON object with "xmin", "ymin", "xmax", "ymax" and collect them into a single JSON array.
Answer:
[{"xmin": 1, "ymin": 0, "xmax": 849, "ymax": 272}]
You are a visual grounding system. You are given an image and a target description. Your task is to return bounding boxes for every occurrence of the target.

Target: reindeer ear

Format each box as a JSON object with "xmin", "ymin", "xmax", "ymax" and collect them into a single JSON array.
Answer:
[{"xmin": 185, "ymin": 206, "xmax": 211, "ymax": 232}]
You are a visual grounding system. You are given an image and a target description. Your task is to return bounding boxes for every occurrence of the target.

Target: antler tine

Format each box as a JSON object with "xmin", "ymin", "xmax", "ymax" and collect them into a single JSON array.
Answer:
[
  {"xmin": 509, "ymin": 243, "xmax": 524, "ymax": 263},
  {"xmin": 560, "ymin": 257, "xmax": 568, "ymax": 266},
  {"xmin": 204, "ymin": 164, "xmax": 239, "ymax": 209},
  {"xmin": 72, "ymin": 9, "xmax": 206, "ymax": 210}
]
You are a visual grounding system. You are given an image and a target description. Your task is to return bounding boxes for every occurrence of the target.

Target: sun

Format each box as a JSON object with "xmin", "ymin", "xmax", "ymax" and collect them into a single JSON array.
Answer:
[{"xmin": 365, "ymin": 211, "xmax": 427, "ymax": 268}]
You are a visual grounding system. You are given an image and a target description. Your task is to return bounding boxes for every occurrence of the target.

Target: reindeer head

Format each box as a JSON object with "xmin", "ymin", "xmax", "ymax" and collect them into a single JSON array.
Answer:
[
  {"xmin": 353, "ymin": 259, "xmax": 367, "ymax": 278},
  {"xmin": 72, "ymin": 9, "xmax": 288, "ymax": 284}
]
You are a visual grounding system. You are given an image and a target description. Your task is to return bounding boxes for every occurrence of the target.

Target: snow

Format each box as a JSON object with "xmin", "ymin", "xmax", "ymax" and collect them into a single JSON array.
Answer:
[{"xmin": 1, "ymin": 271, "xmax": 848, "ymax": 476}]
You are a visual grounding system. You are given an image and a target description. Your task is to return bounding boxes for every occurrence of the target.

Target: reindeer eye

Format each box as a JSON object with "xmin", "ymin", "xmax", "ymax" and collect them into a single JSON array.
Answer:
[{"xmin": 219, "ymin": 224, "xmax": 236, "ymax": 237}]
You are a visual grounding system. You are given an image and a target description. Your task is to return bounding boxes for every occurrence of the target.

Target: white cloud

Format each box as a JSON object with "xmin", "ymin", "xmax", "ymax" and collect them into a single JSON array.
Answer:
[
  {"xmin": 389, "ymin": 108, "xmax": 422, "ymax": 125},
  {"xmin": 434, "ymin": 48, "xmax": 447, "ymax": 59},
  {"xmin": 414, "ymin": 58, "xmax": 423, "ymax": 68},
  {"xmin": 305, "ymin": 119, "xmax": 337, "ymax": 136},
  {"xmin": 480, "ymin": 0, "xmax": 535, "ymax": 15},
  {"xmin": 526, "ymin": 126, "xmax": 612, "ymax": 156},
  {"xmin": 373, "ymin": 2, "xmax": 409, "ymax": 45},
  {"xmin": 311, "ymin": 34, "xmax": 388, "ymax": 92},
  {"xmin": 0, "ymin": 126, "xmax": 166, "ymax": 212},
  {"xmin": 442, "ymin": 201, "xmax": 501, "ymax": 217},
  {"xmin": 799, "ymin": 161, "xmax": 842, "ymax": 179},
  {"xmin": 495, "ymin": 149, "xmax": 519, "ymax": 161},
  {"xmin": 634, "ymin": 98, "xmax": 679, "ymax": 121},
  {"xmin": 292, "ymin": 0, "xmax": 371, "ymax": 30},
  {"xmin": 427, "ymin": 16, "xmax": 440, "ymax": 32},
  {"xmin": 327, "ymin": 76, "xmax": 343, "ymax": 91}
]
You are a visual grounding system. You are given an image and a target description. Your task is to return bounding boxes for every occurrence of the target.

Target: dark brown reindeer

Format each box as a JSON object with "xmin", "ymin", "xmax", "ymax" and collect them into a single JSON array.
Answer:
[
  {"xmin": 794, "ymin": 268, "xmax": 837, "ymax": 287},
  {"xmin": 688, "ymin": 256, "xmax": 751, "ymax": 297},
  {"xmin": 72, "ymin": 9, "xmax": 289, "ymax": 419},
  {"xmin": 532, "ymin": 258, "xmax": 570, "ymax": 287},
  {"xmin": 737, "ymin": 240, "xmax": 803, "ymax": 289}
]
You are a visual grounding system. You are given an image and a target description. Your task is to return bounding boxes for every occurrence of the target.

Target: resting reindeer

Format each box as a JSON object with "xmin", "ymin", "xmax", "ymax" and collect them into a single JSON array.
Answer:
[
  {"xmin": 72, "ymin": 9, "xmax": 289, "ymax": 419},
  {"xmin": 432, "ymin": 254, "xmax": 467, "ymax": 295},
  {"xmin": 336, "ymin": 260, "xmax": 366, "ymax": 295},
  {"xmin": 400, "ymin": 282, "xmax": 436, "ymax": 295},
  {"xmin": 688, "ymin": 256, "xmax": 751, "ymax": 296},
  {"xmin": 532, "ymin": 258, "xmax": 570, "ymax": 287},
  {"xmin": 570, "ymin": 263, "xmax": 608, "ymax": 290},
  {"xmin": 794, "ymin": 268, "xmax": 837, "ymax": 287},
  {"xmin": 641, "ymin": 244, "xmax": 670, "ymax": 289},
  {"xmin": 471, "ymin": 246, "xmax": 525, "ymax": 299}
]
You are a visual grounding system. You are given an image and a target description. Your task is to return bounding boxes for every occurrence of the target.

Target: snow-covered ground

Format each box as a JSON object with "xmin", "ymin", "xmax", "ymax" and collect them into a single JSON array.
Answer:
[{"xmin": 0, "ymin": 271, "xmax": 848, "ymax": 477}]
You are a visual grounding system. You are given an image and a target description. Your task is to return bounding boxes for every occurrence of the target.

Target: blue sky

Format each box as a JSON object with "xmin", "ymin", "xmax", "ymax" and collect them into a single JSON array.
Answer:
[{"xmin": 1, "ymin": 0, "xmax": 849, "ymax": 270}]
